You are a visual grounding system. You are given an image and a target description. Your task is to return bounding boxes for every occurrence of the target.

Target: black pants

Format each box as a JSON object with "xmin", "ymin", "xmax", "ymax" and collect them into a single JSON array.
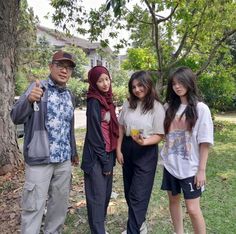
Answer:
[
  {"xmin": 84, "ymin": 152, "xmax": 114, "ymax": 234},
  {"xmin": 122, "ymin": 136, "xmax": 158, "ymax": 234}
]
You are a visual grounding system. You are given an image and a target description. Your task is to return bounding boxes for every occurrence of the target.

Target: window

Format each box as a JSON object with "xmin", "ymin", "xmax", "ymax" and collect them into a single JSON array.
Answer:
[
  {"xmin": 90, "ymin": 59, "xmax": 94, "ymax": 68},
  {"xmin": 96, "ymin": 60, "xmax": 102, "ymax": 66}
]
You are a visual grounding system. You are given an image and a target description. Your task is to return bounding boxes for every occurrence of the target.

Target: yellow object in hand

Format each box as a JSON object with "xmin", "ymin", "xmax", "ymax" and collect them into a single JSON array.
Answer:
[{"xmin": 130, "ymin": 128, "xmax": 139, "ymax": 136}]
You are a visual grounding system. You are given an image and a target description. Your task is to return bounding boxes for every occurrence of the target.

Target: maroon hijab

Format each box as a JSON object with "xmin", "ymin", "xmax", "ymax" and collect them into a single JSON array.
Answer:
[{"xmin": 87, "ymin": 66, "xmax": 119, "ymax": 150}]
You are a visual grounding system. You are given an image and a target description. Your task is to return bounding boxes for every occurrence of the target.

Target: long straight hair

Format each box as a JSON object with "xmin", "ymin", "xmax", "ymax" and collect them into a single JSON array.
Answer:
[
  {"xmin": 164, "ymin": 66, "xmax": 201, "ymax": 134},
  {"xmin": 128, "ymin": 71, "xmax": 160, "ymax": 113}
]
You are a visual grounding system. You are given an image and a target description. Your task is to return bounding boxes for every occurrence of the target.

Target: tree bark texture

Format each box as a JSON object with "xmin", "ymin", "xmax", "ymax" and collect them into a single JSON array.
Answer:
[{"xmin": 0, "ymin": 0, "xmax": 22, "ymax": 175}]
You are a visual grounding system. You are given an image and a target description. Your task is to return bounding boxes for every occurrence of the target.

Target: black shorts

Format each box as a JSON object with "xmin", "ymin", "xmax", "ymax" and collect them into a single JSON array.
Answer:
[{"xmin": 161, "ymin": 167, "xmax": 203, "ymax": 199}]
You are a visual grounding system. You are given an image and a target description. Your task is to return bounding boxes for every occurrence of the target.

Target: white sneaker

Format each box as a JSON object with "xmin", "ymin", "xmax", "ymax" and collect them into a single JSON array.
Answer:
[
  {"xmin": 121, "ymin": 222, "xmax": 147, "ymax": 234},
  {"xmin": 140, "ymin": 222, "xmax": 148, "ymax": 234}
]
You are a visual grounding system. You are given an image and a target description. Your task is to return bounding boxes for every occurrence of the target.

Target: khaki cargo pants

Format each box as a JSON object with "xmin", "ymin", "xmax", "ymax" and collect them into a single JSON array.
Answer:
[{"xmin": 21, "ymin": 160, "xmax": 71, "ymax": 234}]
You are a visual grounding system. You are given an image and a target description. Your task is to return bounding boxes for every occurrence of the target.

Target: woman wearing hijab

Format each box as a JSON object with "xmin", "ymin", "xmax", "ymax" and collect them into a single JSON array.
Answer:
[{"xmin": 81, "ymin": 66, "xmax": 119, "ymax": 234}]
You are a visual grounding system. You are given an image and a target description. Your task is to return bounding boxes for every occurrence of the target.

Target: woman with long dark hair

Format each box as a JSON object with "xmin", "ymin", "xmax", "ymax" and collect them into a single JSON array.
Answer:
[
  {"xmin": 116, "ymin": 71, "xmax": 165, "ymax": 234},
  {"xmin": 161, "ymin": 66, "xmax": 214, "ymax": 234}
]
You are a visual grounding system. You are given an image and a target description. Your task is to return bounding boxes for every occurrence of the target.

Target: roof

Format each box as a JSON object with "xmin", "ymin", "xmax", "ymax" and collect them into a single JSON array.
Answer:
[{"xmin": 37, "ymin": 25, "xmax": 112, "ymax": 53}]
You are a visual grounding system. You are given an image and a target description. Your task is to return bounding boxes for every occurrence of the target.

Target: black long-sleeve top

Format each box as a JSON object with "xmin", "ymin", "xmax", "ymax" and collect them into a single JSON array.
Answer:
[{"xmin": 81, "ymin": 98, "xmax": 113, "ymax": 174}]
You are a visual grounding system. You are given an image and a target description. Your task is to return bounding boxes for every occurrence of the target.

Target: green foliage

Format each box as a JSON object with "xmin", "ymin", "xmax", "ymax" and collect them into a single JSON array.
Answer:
[
  {"xmin": 51, "ymin": 2, "xmax": 236, "ymax": 66},
  {"xmin": 50, "ymin": 0, "xmax": 236, "ymax": 111},
  {"xmin": 15, "ymin": 71, "xmax": 29, "ymax": 95},
  {"xmin": 50, "ymin": 0, "xmax": 87, "ymax": 35},
  {"xmin": 173, "ymin": 56, "xmax": 201, "ymax": 72},
  {"xmin": 113, "ymin": 85, "xmax": 128, "ymax": 106},
  {"xmin": 122, "ymin": 48, "xmax": 157, "ymax": 70},
  {"xmin": 67, "ymin": 69, "xmax": 129, "ymax": 108},
  {"xmin": 203, "ymin": 121, "xmax": 236, "ymax": 233},
  {"xmin": 109, "ymin": 65, "xmax": 129, "ymax": 106},
  {"xmin": 111, "ymin": 68, "xmax": 129, "ymax": 87},
  {"xmin": 126, "ymin": 5, "xmax": 153, "ymax": 48},
  {"xmin": 15, "ymin": 0, "xmax": 38, "ymax": 94},
  {"xmin": 228, "ymin": 32, "xmax": 236, "ymax": 65},
  {"xmin": 106, "ymin": 0, "xmax": 129, "ymax": 17},
  {"xmin": 198, "ymin": 71, "xmax": 236, "ymax": 111},
  {"xmin": 16, "ymin": 0, "xmax": 38, "ymax": 67},
  {"xmin": 30, "ymin": 67, "xmax": 49, "ymax": 81},
  {"xmin": 67, "ymin": 78, "xmax": 88, "ymax": 107},
  {"xmin": 63, "ymin": 45, "xmax": 88, "ymax": 80},
  {"xmin": 35, "ymin": 37, "xmax": 53, "ymax": 66}
]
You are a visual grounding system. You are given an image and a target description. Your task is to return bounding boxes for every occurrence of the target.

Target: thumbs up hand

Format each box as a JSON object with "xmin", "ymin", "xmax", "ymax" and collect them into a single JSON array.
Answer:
[
  {"xmin": 28, "ymin": 79, "xmax": 44, "ymax": 103},
  {"xmin": 35, "ymin": 79, "xmax": 40, "ymax": 88}
]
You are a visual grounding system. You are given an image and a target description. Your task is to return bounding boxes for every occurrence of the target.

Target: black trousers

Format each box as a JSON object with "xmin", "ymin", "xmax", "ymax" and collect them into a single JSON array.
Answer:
[
  {"xmin": 122, "ymin": 136, "xmax": 158, "ymax": 234},
  {"xmin": 84, "ymin": 152, "xmax": 114, "ymax": 234}
]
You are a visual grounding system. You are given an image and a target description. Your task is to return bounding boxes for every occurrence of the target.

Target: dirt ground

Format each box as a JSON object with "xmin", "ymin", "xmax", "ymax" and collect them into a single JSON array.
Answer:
[
  {"xmin": 0, "ymin": 162, "xmax": 121, "ymax": 234},
  {"xmin": 0, "ymin": 164, "xmax": 86, "ymax": 234},
  {"xmin": 0, "ymin": 130, "xmax": 86, "ymax": 234},
  {"xmin": 0, "ymin": 165, "xmax": 24, "ymax": 234}
]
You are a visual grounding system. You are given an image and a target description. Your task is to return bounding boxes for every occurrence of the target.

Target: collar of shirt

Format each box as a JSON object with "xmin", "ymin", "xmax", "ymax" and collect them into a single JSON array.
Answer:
[{"xmin": 48, "ymin": 77, "xmax": 67, "ymax": 93}]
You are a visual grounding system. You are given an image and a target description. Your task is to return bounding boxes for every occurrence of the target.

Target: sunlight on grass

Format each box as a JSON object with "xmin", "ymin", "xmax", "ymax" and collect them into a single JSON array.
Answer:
[
  {"xmin": 215, "ymin": 113, "xmax": 236, "ymax": 124},
  {"xmin": 217, "ymin": 169, "xmax": 236, "ymax": 181}
]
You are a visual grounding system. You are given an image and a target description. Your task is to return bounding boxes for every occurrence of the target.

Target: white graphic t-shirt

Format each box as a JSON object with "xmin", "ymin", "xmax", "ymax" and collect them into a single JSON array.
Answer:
[{"xmin": 161, "ymin": 102, "xmax": 214, "ymax": 179}]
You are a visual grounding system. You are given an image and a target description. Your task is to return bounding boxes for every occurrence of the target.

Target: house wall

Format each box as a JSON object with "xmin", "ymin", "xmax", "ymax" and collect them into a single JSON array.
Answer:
[
  {"xmin": 87, "ymin": 51, "xmax": 109, "ymax": 69},
  {"xmin": 37, "ymin": 29, "xmax": 66, "ymax": 47},
  {"xmin": 37, "ymin": 26, "xmax": 112, "ymax": 72}
]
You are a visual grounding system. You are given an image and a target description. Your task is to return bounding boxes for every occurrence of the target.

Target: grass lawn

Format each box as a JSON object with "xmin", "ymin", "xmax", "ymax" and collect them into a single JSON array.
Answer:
[{"xmin": 63, "ymin": 120, "xmax": 236, "ymax": 234}]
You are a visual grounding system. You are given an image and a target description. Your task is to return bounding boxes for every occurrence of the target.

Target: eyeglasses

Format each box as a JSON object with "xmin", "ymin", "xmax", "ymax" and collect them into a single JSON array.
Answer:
[{"xmin": 53, "ymin": 62, "xmax": 74, "ymax": 72}]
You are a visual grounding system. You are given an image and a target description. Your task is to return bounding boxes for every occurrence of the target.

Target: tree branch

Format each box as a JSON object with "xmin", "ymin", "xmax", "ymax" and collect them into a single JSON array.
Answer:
[
  {"xmin": 180, "ymin": 4, "xmax": 207, "ymax": 61},
  {"xmin": 144, "ymin": 0, "xmax": 162, "ymax": 72},
  {"xmin": 196, "ymin": 29, "xmax": 236, "ymax": 76},
  {"xmin": 156, "ymin": 4, "xmax": 178, "ymax": 23},
  {"xmin": 172, "ymin": 28, "xmax": 189, "ymax": 60},
  {"xmin": 172, "ymin": 1, "xmax": 205, "ymax": 62},
  {"xmin": 125, "ymin": 7, "xmax": 153, "ymax": 26}
]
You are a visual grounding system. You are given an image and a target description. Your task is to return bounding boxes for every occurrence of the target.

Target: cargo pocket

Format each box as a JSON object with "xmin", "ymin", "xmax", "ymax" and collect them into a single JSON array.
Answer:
[{"xmin": 22, "ymin": 182, "xmax": 37, "ymax": 211}]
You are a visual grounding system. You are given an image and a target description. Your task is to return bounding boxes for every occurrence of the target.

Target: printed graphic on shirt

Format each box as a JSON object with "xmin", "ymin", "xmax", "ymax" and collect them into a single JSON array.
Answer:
[
  {"xmin": 161, "ymin": 102, "xmax": 214, "ymax": 179},
  {"xmin": 162, "ymin": 114, "xmax": 192, "ymax": 161}
]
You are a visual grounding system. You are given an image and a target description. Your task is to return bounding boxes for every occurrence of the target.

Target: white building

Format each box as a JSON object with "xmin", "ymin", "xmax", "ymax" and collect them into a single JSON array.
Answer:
[{"xmin": 37, "ymin": 25, "xmax": 113, "ymax": 72}]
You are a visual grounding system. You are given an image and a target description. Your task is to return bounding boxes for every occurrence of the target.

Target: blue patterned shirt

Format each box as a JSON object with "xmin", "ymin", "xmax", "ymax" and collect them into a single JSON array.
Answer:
[{"xmin": 46, "ymin": 78, "xmax": 74, "ymax": 163}]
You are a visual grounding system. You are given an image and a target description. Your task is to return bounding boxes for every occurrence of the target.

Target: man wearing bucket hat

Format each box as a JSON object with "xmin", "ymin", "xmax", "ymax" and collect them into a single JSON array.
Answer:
[{"xmin": 11, "ymin": 50, "xmax": 79, "ymax": 234}]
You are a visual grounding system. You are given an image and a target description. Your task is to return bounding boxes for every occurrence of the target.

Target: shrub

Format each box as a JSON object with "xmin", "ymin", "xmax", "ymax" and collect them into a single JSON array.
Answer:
[
  {"xmin": 15, "ymin": 71, "xmax": 29, "ymax": 95},
  {"xmin": 68, "ymin": 78, "xmax": 128, "ymax": 108},
  {"xmin": 68, "ymin": 78, "xmax": 88, "ymax": 107},
  {"xmin": 198, "ymin": 73, "xmax": 236, "ymax": 111},
  {"xmin": 113, "ymin": 86, "xmax": 128, "ymax": 106}
]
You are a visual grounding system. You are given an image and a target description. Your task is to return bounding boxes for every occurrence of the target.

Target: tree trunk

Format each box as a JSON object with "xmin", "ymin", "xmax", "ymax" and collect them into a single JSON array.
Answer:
[{"xmin": 0, "ymin": 0, "xmax": 22, "ymax": 175}]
